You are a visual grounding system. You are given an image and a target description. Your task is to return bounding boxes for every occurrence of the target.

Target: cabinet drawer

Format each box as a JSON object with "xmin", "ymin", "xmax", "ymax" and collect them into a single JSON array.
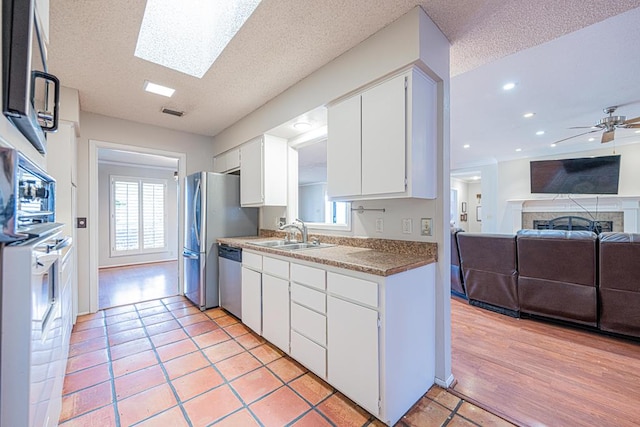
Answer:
[
  {"xmin": 291, "ymin": 283, "xmax": 326, "ymax": 314},
  {"xmin": 263, "ymin": 256, "xmax": 289, "ymax": 279},
  {"xmin": 327, "ymin": 272, "xmax": 378, "ymax": 307},
  {"xmin": 243, "ymin": 251, "xmax": 262, "ymax": 270},
  {"xmin": 291, "ymin": 263, "xmax": 325, "ymax": 290},
  {"xmin": 291, "ymin": 302, "xmax": 326, "ymax": 346},
  {"xmin": 291, "ymin": 330, "xmax": 326, "ymax": 378}
]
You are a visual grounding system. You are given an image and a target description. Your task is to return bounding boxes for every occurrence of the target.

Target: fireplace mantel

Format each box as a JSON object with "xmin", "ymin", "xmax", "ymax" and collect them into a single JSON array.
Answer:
[{"xmin": 505, "ymin": 196, "xmax": 640, "ymax": 233}]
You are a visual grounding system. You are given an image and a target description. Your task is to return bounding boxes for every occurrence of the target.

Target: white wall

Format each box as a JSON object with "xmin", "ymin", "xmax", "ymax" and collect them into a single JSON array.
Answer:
[
  {"xmin": 495, "ymin": 143, "xmax": 640, "ymax": 233},
  {"xmin": 98, "ymin": 162, "xmax": 178, "ymax": 267},
  {"xmin": 76, "ymin": 112, "xmax": 215, "ymax": 313}
]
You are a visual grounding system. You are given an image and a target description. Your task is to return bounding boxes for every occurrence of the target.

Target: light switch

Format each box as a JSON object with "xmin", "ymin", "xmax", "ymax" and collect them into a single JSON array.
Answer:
[{"xmin": 375, "ymin": 218, "xmax": 384, "ymax": 233}]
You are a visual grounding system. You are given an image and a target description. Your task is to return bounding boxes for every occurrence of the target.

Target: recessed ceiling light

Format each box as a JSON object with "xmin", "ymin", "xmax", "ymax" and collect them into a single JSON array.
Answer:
[
  {"xmin": 502, "ymin": 82, "xmax": 516, "ymax": 91},
  {"xmin": 523, "ymin": 112, "xmax": 535, "ymax": 118},
  {"xmin": 463, "ymin": 144, "xmax": 470, "ymax": 149},
  {"xmin": 471, "ymin": 176, "xmax": 480, "ymax": 180},
  {"xmin": 588, "ymin": 137, "xmax": 595, "ymax": 142},
  {"xmin": 143, "ymin": 80, "xmax": 175, "ymax": 97},
  {"xmin": 135, "ymin": 0, "xmax": 262, "ymax": 78},
  {"xmin": 536, "ymin": 130, "xmax": 545, "ymax": 136},
  {"xmin": 550, "ymin": 143, "xmax": 557, "ymax": 147},
  {"xmin": 293, "ymin": 122, "xmax": 311, "ymax": 132},
  {"xmin": 515, "ymin": 148, "xmax": 522, "ymax": 152}
]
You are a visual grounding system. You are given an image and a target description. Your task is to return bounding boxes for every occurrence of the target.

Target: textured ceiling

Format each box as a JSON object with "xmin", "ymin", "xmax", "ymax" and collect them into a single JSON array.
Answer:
[{"xmin": 48, "ymin": 1, "xmax": 640, "ymax": 167}]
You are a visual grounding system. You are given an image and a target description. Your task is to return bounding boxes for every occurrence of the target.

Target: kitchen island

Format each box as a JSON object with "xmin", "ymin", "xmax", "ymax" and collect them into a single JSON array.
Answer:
[{"xmin": 218, "ymin": 234, "xmax": 437, "ymax": 426}]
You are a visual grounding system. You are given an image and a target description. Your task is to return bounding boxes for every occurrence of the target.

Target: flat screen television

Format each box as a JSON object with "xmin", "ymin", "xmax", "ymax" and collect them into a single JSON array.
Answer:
[{"xmin": 530, "ymin": 155, "xmax": 621, "ymax": 194}]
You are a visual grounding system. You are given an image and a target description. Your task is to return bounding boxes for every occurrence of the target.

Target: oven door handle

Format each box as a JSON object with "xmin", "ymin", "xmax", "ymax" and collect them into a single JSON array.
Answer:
[
  {"xmin": 34, "ymin": 253, "xmax": 58, "ymax": 272},
  {"xmin": 49, "ymin": 237, "xmax": 71, "ymax": 252}
]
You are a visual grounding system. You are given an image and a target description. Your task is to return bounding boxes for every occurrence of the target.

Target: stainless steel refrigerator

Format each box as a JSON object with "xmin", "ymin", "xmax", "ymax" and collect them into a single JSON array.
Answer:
[{"xmin": 183, "ymin": 172, "xmax": 258, "ymax": 310}]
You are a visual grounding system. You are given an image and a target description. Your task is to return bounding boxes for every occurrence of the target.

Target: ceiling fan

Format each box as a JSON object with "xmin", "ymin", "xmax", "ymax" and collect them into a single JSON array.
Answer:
[{"xmin": 554, "ymin": 106, "xmax": 640, "ymax": 145}]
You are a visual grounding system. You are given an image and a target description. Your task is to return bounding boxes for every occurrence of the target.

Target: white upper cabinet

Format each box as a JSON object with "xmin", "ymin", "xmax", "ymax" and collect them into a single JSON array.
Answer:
[
  {"xmin": 327, "ymin": 67, "xmax": 437, "ymax": 200},
  {"xmin": 327, "ymin": 95, "xmax": 361, "ymax": 198},
  {"xmin": 213, "ymin": 148, "xmax": 240, "ymax": 173},
  {"xmin": 240, "ymin": 135, "xmax": 287, "ymax": 207},
  {"xmin": 361, "ymin": 74, "xmax": 406, "ymax": 196}
]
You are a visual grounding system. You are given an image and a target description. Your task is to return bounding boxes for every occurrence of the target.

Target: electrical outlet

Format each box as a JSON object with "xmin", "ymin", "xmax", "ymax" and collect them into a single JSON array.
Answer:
[
  {"xmin": 375, "ymin": 218, "xmax": 384, "ymax": 233},
  {"xmin": 276, "ymin": 217, "xmax": 286, "ymax": 228},
  {"xmin": 402, "ymin": 218, "xmax": 412, "ymax": 234}
]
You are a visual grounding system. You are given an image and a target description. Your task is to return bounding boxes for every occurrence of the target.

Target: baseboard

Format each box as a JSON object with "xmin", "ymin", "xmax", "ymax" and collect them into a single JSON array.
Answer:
[{"xmin": 469, "ymin": 299, "xmax": 520, "ymax": 318}]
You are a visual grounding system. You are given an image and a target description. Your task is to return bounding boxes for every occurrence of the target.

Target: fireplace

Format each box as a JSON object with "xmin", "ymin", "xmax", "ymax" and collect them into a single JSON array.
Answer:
[
  {"xmin": 532, "ymin": 216, "xmax": 613, "ymax": 234},
  {"xmin": 505, "ymin": 196, "xmax": 639, "ymax": 233}
]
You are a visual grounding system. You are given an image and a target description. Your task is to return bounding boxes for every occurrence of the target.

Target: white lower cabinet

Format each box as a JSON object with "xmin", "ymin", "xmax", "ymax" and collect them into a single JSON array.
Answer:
[
  {"xmin": 262, "ymin": 274, "xmax": 290, "ymax": 353},
  {"xmin": 327, "ymin": 294, "xmax": 379, "ymax": 415},
  {"xmin": 240, "ymin": 249, "xmax": 436, "ymax": 426}
]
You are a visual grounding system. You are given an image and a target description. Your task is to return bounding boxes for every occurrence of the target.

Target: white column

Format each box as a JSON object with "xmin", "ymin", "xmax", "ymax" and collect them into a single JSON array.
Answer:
[{"xmin": 621, "ymin": 199, "xmax": 640, "ymax": 233}]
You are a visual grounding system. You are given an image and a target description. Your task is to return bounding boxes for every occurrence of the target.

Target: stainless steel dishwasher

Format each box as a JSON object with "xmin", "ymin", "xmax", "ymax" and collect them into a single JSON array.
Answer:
[{"xmin": 218, "ymin": 244, "xmax": 243, "ymax": 319}]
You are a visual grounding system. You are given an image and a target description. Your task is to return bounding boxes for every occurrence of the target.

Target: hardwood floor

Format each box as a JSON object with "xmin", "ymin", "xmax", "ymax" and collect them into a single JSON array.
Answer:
[
  {"xmin": 451, "ymin": 297, "xmax": 640, "ymax": 426},
  {"xmin": 99, "ymin": 261, "xmax": 179, "ymax": 309}
]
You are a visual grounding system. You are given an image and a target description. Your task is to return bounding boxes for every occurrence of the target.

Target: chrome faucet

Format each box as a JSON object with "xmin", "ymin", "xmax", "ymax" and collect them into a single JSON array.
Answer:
[{"xmin": 279, "ymin": 218, "xmax": 308, "ymax": 243}]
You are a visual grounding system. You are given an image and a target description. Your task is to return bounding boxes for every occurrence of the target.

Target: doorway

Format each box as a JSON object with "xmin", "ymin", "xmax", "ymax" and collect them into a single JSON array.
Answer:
[
  {"xmin": 89, "ymin": 140, "xmax": 187, "ymax": 312},
  {"xmin": 450, "ymin": 171, "xmax": 482, "ymax": 232}
]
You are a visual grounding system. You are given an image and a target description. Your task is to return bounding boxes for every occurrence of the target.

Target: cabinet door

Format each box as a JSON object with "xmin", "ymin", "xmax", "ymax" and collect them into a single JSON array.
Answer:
[
  {"xmin": 361, "ymin": 74, "xmax": 406, "ymax": 196},
  {"xmin": 241, "ymin": 267, "xmax": 262, "ymax": 334},
  {"xmin": 328, "ymin": 295, "xmax": 379, "ymax": 416},
  {"xmin": 327, "ymin": 95, "xmax": 361, "ymax": 198},
  {"xmin": 262, "ymin": 274, "xmax": 290, "ymax": 353},
  {"xmin": 213, "ymin": 154, "xmax": 227, "ymax": 173},
  {"xmin": 240, "ymin": 137, "xmax": 264, "ymax": 206}
]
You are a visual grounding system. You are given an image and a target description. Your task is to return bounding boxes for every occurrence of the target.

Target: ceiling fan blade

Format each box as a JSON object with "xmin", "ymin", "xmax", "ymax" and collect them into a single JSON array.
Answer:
[
  {"xmin": 552, "ymin": 129, "xmax": 601, "ymax": 145},
  {"xmin": 624, "ymin": 116, "xmax": 640, "ymax": 124},
  {"xmin": 625, "ymin": 123, "xmax": 640, "ymax": 128},
  {"xmin": 568, "ymin": 126, "xmax": 598, "ymax": 129},
  {"xmin": 601, "ymin": 130, "xmax": 615, "ymax": 143}
]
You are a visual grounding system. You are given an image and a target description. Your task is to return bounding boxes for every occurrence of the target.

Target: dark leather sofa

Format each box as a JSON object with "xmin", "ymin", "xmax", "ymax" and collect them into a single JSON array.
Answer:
[
  {"xmin": 598, "ymin": 232, "xmax": 640, "ymax": 337},
  {"xmin": 453, "ymin": 229, "xmax": 640, "ymax": 339},
  {"xmin": 450, "ymin": 228, "xmax": 466, "ymax": 298},
  {"xmin": 456, "ymin": 233, "xmax": 519, "ymax": 315},
  {"xmin": 516, "ymin": 229, "xmax": 598, "ymax": 327}
]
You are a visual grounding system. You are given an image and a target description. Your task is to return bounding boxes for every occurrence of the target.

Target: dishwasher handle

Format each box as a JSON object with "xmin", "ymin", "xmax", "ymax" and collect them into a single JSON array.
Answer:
[{"xmin": 218, "ymin": 244, "xmax": 242, "ymax": 262}]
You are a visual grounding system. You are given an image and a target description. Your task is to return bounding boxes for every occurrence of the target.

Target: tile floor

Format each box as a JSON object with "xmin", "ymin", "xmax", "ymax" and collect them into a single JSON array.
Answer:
[{"xmin": 61, "ymin": 296, "xmax": 513, "ymax": 426}]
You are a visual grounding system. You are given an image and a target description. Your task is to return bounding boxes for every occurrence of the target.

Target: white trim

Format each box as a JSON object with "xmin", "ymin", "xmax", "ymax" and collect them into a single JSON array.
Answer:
[
  {"xmin": 434, "ymin": 373, "xmax": 455, "ymax": 388},
  {"xmin": 89, "ymin": 139, "xmax": 187, "ymax": 313},
  {"xmin": 98, "ymin": 159, "xmax": 177, "ymax": 171}
]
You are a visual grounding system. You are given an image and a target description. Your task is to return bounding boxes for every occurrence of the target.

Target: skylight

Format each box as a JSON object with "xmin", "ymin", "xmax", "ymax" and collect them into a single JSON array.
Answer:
[{"xmin": 134, "ymin": 0, "xmax": 262, "ymax": 78}]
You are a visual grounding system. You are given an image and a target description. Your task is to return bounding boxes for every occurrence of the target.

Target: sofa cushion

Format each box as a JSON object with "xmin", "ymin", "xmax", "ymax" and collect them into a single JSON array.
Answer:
[{"xmin": 457, "ymin": 233, "xmax": 518, "ymax": 312}]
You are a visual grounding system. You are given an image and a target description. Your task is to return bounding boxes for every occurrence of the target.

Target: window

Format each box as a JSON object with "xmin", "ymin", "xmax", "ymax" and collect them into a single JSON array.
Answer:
[
  {"xmin": 111, "ymin": 176, "xmax": 167, "ymax": 256},
  {"xmin": 295, "ymin": 139, "xmax": 351, "ymax": 231}
]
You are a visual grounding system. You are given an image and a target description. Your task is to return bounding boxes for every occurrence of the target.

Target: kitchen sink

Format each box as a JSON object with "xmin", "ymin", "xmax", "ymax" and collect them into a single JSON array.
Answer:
[
  {"xmin": 249, "ymin": 240, "xmax": 292, "ymax": 247},
  {"xmin": 248, "ymin": 240, "xmax": 334, "ymax": 251}
]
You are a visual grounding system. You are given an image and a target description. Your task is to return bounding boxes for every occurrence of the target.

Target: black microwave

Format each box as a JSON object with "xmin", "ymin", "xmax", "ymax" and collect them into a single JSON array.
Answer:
[{"xmin": 2, "ymin": 0, "xmax": 59, "ymax": 154}]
